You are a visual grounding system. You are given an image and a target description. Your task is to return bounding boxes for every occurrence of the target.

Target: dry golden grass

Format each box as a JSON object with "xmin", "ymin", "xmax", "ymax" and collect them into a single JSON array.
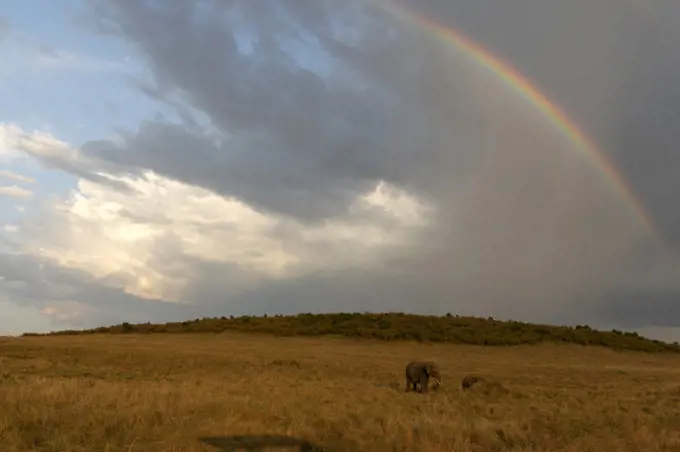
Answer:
[{"xmin": 1, "ymin": 333, "xmax": 679, "ymax": 451}]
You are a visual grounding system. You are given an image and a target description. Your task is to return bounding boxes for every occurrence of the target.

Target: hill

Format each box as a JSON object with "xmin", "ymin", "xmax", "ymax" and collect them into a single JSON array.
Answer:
[{"xmin": 23, "ymin": 312, "xmax": 680, "ymax": 353}]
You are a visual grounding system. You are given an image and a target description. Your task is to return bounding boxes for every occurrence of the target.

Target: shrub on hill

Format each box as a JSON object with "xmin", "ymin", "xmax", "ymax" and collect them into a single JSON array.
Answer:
[{"xmin": 23, "ymin": 312, "xmax": 680, "ymax": 353}]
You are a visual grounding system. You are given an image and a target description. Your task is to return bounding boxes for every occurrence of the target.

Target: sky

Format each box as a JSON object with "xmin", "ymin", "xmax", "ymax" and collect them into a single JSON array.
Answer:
[{"xmin": 1, "ymin": 0, "xmax": 679, "ymax": 341}]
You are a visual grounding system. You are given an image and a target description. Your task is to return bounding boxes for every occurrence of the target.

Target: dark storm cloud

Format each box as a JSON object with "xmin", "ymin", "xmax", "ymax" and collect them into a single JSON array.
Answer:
[
  {"xmin": 7, "ymin": 0, "xmax": 677, "ymax": 334},
  {"xmin": 592, "ymin": 291, "xmax": 680, "ymax": 329},
  {"xmin": 408, "ymin": 0, "xmax": 680, "ymax": 250},
  {"xmin": 77, "ymin": 0, "xmax": 489, "ymax": 222},
  {"xmin": 77, "ymin": 0, "xmax": 680, "ymax": 231},
  {"xmin": 605, "ymin": 4, "xmax": 680, "ymax": 250}
]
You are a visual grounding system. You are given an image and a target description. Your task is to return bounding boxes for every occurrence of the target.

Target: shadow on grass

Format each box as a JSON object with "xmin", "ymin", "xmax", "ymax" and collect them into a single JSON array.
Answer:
[{"xmin": 199, "ymin": 435, "xmax": 326, "ymax": 451}]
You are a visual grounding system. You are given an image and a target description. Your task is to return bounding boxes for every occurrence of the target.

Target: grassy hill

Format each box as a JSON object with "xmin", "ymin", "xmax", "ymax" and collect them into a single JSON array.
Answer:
[{"xmin": 23, "ymin": 312, "xmax": 680, "ymax": 353}]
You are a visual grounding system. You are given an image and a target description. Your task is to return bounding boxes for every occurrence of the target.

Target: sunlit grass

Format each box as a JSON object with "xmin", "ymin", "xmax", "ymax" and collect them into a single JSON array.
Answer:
[{"xmin": 1, "ymin": 334, "xmax": 679, "ymax": 451}]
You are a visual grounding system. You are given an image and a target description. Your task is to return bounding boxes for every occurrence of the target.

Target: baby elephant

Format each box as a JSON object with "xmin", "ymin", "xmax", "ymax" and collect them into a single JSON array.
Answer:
[
  {"xmin": 405, "ymin": 361, "xmax": 442, "ymax": 393},
  {"xmin": 461, "ymin": 375, "xmax": 485, "ymax": 390}
]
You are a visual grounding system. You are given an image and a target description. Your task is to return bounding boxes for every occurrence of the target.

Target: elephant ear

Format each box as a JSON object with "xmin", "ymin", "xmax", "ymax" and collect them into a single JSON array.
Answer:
[{"xmin": 423, "ymin": 364, "xmax": 431, "ymax": 376}]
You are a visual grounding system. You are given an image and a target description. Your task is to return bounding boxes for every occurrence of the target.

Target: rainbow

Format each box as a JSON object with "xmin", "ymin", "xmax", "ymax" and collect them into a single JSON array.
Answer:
[{"xmin": 373, "ymin": 0, "xmax": 661, "ymax": 248}]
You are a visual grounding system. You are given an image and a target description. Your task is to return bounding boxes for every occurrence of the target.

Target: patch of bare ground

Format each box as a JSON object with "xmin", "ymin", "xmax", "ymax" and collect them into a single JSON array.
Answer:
[{"xmin": 1, "ymin": 334, "xmax": 679, "ymax": 451}]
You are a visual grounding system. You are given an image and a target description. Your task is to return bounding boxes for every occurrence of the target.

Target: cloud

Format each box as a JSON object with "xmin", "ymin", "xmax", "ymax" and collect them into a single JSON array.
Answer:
[
  {"xmin": 0, "ymin": 123, "xmax": 133, "ymax": 192},
  {"xmin": 633, "ymin": 326, "xmax": 680, "ymax": 344},
  {"xmin": 0, "ymin": 123, "xmax": 24, "ymax": 160},
  {"xmin": 0, "ymin": 169, "xmax": 35, "ymax": 184},
  {"xmin": 3, "ymin": 0, "xmax": 680, "ymax": 335},
  {"xmin": 0, "ymin": 185, "xmax": 33, "ymax": 199},
  {"xmin": 0, "ymin": 301, "xmax": 53, "ymax": 337},
  {"xmin": 605, "ymin": 3, "xmax": 680, "ymax": 249},
  {"xmin": 0, "ymin": 251, "xmax": 200, "ymax": 333},
  {"xmin": 0, "ymin": 24, "xmax": 128, "ymax": 83},
  {"xmin": 30, "ymin": 47, "xmax": 126, "ymax": 73},
  {"xmin": 14, "ymin": 168, "xmax": 430, "ymax": 303}
]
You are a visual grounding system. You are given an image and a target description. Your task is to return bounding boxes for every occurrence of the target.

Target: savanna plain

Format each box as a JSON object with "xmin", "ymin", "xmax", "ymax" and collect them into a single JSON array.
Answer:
[{"xmin": 1, "ymin": 333, "xmax": 679, "ymax": 451}]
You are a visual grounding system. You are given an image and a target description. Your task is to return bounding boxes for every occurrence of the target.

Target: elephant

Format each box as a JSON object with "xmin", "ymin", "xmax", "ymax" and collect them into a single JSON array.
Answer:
[
  {"xmin": 461, "ymin": 375, "xmax": 485, "ymax": 390},
  {"xmin": 405, "ymin": 361, "xmax": 442, "ymax": 393}
]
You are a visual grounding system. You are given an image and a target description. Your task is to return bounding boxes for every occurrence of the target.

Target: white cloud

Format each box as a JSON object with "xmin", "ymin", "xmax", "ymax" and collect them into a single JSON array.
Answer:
[
  {"xmin": 0, "ymin": 169, "xmax": 35, "ymax": 184},
  {"xmin": 12, "ymin": 125, "xmax": 77, "ymax": 160},
  {"xmin": 0, "ymin": 122, "xmax": 76, "ymax": 165},
  {"xmin": 0, "ymin": 122, "xmax": 130, "ymax": 192},
  {"xmin": 0, "ymin": 185, "xmax": 33, "ymax": 199},
  {"xmin": 8, "ymin": 126, "xmax": 432, "ymax": 303},
  {"xmin": 39, "ymin": 300, "xmax": 90, "ymax": 323},
  {"xmin": 0, "ymin": 123, "xmax": 23, "ymax": 160},
  {"xmin": 62, "ymin": 174, "xmax": 424, "ymax": 300}
]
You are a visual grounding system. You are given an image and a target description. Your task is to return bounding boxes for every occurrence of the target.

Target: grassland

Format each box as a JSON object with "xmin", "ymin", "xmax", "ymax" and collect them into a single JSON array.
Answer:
[{"xmin": 1, "ymin": 332, "xmax": 680, "ymax": 451}]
